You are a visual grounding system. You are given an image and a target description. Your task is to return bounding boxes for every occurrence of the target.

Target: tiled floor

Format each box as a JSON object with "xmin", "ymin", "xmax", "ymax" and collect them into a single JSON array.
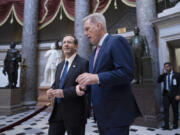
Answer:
[{"xmin": 0, "ymin": 108, "xmax": 180, "ymax": 135}]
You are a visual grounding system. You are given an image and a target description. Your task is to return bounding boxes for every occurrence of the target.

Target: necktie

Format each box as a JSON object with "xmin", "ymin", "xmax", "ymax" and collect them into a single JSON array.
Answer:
[
  {"xmin": 56, "ymin": 61, "xmax": 69, "ymax": 103},
  {"xmin": 93, "ymin": 45, "xmax": 100, "ymax": 69},
  {"xmin": 167, "ymin": 74, "xmax": 171, "ymax": 91}
]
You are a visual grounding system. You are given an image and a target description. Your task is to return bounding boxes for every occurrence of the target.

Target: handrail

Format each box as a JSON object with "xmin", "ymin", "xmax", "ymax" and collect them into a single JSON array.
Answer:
[{"xmin": 0, "ymin": 103, "xmax": 50, "ymax": 133}]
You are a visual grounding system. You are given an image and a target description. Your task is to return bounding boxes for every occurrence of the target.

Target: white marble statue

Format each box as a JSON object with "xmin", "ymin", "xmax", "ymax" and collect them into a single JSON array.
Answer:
[{"xmin": 41, "ymin": 43, "xmax": 60, "ymax": 86}]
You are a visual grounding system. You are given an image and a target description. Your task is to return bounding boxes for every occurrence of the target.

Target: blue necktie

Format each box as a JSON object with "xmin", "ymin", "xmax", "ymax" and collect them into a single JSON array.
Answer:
[
  {"xmin": 167, "ymin": 74, "xmax": 171, "ymax": 91},
  {"xmin": 56, "ymin": 61, "xmax": 69, "ymax": 103}
]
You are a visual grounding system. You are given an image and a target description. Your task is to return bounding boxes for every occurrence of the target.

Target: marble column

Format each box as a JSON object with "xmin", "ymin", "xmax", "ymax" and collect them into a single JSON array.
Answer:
[
  {"xmin": 75, "ymin": 0, "xmax": 90, "ymax": 60},
  {"xmin": 136, "ymin": 0, "xmax": 161, "ymax": 112},
  {"xmin": 22, "ymin": 0, "xmax": 39, "ymax": 106}
]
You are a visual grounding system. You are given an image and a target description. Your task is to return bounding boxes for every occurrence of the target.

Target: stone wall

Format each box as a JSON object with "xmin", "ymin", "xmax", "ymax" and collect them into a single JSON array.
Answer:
[
  {"xmin": 152, "ymin": 6, "xmax": 180, "ymax": 117},
  {"xmin": 152, "ymin": 12, "xmax": 180, "ymax": 72}
]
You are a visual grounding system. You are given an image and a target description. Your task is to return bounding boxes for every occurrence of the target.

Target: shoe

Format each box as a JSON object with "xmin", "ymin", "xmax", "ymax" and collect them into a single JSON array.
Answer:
[
  {"xmin": 162, "ymin": 126, "xmax": 170, "ymax": 130},
  {"xmin": 173, "ymin": 125, "xmax": 178, "ymax": 129}
]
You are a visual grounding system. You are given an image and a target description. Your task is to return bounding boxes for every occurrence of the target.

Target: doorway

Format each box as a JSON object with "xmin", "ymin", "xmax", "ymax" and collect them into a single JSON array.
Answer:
[
  {"xmin": 175, "ymin": 48, "xmax": 180, "ymax": 72},
  {"xmin": 168, "ymin": 39, "xmax": 180, "ymax": 72},
  {"xmin": 168, "ymin": 39, "xmax": 180, "ymax": 121}
]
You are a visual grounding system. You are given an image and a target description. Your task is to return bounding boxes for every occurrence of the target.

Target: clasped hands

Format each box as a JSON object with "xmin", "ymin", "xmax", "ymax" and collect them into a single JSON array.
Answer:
[
  {"xmin": 46, "ymin": 72, "xmax": 99, "ymax": 99},
  {"xmin": 47, "ymin": 88, "xmax": 64, "ymax": 100},
  {"xmin": 75, "ymin": 72, "xmax": 98, "ymax": 96},
  {"xmin": 175, "ymin": 95, "xmax": 180, "ymax": 101}
]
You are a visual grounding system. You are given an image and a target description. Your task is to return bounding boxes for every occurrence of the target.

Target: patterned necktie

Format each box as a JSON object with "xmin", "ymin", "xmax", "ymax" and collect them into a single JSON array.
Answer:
[
  {"xmin": 56, "ymin": 61, "xmax": 69, "ymax": 103},
  {"xmin": 93, "ymin": 45, "xmax": 100, "ymax": 69}
]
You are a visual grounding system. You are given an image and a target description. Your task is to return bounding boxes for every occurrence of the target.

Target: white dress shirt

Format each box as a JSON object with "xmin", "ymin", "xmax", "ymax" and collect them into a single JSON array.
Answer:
[
  {"xmin": 60, "ymin": 53, "xmax": 77, "ymax": 78},
  {"xmin": 166, "ymin": 71, "xmax": 173, "ymax": 91}
]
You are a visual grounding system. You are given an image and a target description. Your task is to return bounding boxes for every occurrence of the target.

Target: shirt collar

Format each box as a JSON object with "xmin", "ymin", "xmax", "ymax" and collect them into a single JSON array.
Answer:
[
  {"xmin": 65, "ymin": 53, "xmax": 77, "ymax": 66},
  {"xmin": 98, "ymin": 33, "xmax": 108, "ymax": 47},
  {"xmin": 168, "ymin": 70, "xmax": 173, "ymax": 74}
]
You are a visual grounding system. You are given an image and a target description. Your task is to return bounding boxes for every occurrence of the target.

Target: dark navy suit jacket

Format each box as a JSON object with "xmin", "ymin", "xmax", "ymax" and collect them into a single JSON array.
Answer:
[
  {"xmin": 157, "ymin": 72, "xmax": 180, "ymax": 97},
  {"xmin": 49, "ymin": 55, "xmax": 89, "ymax": 127},
  {"xmin": 89, "ymin": 34, "xmax": 141, "ymax": 128}
]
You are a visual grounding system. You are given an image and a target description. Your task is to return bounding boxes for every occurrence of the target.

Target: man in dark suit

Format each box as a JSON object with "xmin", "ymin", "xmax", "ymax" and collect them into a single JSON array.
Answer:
[
  {"xmin": 76, "ymin": 13, "xmax": 141, "ymax": 135},
  {"xmin": 47, "ymin": 35, "xmax": 89, "ymax": 135},
  {"xmin": 157, "ymin": 62, "xmax": 180, "ymax": 130}
]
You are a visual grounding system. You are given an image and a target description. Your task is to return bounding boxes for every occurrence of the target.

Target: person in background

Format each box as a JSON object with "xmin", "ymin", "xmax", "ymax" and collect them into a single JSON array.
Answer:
[{"xmin": 157, "ymin": 62, "xmax": 180, "ymax": 130}]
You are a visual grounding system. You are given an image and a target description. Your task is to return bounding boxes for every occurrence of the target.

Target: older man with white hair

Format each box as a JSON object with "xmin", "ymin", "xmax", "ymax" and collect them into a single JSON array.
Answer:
[{"xmin": 76, "ymin": 13, "xmax": 141, "ymax": 135}]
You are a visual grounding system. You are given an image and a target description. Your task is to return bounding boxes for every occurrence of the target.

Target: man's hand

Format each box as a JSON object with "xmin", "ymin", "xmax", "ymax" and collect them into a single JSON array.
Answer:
[
  {"xmin": 76, "ymin": 73, "xmax": 99, "ymax": 88},
  {"xmin": 76, "ymin": 85, "xmax": 85, "ymax": 96},
  {"xmin": 161, "ymin": 68, "xmax": 166, "ymax": 75},
  {"xmin": 46, "ymin": 88, "xmax": 54, "ymax": 100},
  {"xmin": 52, "ymin": 89, "xmax": 64, "ymax": 98},
  {"xmin": 175, "ymin": 95, "xmax": 180, "ymax": 101}
]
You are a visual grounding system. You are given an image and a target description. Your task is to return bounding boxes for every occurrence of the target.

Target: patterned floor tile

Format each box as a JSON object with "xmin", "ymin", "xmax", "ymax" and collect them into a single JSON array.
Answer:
[{"xmin": 0, "ymin": 108, "xmax": 180, "ymax": 135}]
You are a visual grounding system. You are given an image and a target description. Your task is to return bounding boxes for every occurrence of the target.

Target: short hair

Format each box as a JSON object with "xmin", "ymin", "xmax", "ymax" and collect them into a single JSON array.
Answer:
[
  {"xmin": 62, "ymin": 34, "xmax": 78, "ymax": 45},
  {"xmin": 134, "ymin": 26, "xmax": 139, "ymax": 32},
  {"xmin": 83, "ymin": 13, "xmax": 107, "ymax": 30},
  {"xmin": 10, "ymin": 42, "xmax": 16, "ymax": 48},
  {"xmin": 164, "ymin": 62, "xmax": 171, "ymax": 66}
]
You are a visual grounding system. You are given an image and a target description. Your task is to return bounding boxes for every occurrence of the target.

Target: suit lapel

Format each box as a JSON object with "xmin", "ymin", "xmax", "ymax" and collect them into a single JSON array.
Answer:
[
  {"xmin": 93, "ymin": 35, "xmax": 111, "ymax": 73},
  {"xmin": 56, "ymin": 61, "xmax": 65, "ymax": 85},
  {"xmin": 89, "ymin": 49, "xmax": 95, "ymax": 73}
]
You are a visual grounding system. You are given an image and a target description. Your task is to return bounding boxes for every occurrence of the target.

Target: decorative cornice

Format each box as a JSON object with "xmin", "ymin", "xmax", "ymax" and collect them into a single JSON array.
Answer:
[
  {"xmin": 98, "ymin": 0, "xmax": 112, "ymax": 14},
  {"xmin": 121, "ymin": 0, "xmax": 136, "ymax": 7}
]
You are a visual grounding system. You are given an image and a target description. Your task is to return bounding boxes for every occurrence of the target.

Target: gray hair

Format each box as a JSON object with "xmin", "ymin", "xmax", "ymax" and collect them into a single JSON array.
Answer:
[{"xmin": 83, "ymin": 13, "xmax": 107, "ymax": 30}]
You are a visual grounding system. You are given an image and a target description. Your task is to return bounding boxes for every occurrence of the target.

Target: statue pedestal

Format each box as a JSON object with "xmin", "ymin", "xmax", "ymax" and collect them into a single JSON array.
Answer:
[
  {"xmin": 0, "ymin": 88, "xmax": 26, "ymax": 115},
  {"xmin": 141, "ymin": 56, "xmax": 153, "ymax": 83},
  {"xmin": 36, "ymin": 86, "xmax": 50, "ymax": 106},
  {"xmin": 133, "ymin": 84, "xmax": 160, "ymax": 128}
]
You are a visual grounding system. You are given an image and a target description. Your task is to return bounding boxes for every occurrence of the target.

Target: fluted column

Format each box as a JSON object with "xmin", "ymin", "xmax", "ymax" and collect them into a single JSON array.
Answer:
[
  {"xmin": 75, "ymin": 0, "xmax": 90, "ymax": 60},
  {"xmin": 136, "ymin": 0, "xmax": 161, "ymax": 106},
  {"xmin": 22, "ymin": 0, "xmax": 39, "ymax": 106}
]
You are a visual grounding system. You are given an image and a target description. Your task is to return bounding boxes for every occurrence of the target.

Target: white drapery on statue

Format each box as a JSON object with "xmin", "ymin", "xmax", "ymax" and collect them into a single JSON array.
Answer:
[{"xmin": 41, "ymin": 43, "xmax": 61, "ymax": 86}]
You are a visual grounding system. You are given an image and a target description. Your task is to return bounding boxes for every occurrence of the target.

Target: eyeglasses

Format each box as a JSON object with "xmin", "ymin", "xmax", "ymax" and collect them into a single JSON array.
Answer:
[{"xmin": 62, "ymin": 41, "xmax": 74, "ymax": 44}]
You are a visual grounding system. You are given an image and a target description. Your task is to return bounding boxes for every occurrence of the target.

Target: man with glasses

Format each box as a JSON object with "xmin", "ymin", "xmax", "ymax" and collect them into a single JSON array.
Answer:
[{"xmin": 47, "ymin": 35, "xmax": 89, "ymax": 135}]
